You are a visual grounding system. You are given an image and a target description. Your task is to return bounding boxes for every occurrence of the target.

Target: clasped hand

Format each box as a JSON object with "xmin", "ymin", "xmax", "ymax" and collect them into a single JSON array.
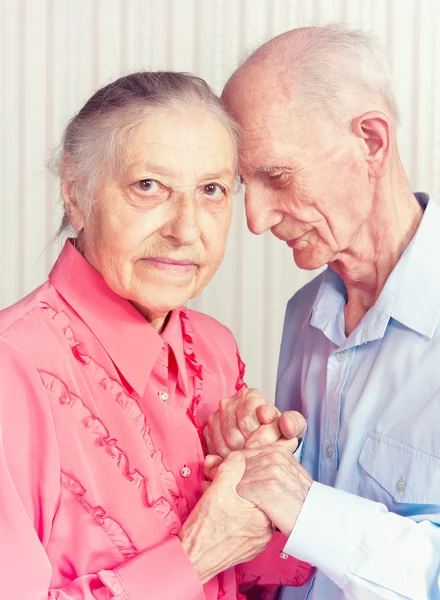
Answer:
[{"xmin": 179, "ymin": 388, "xmax": 312, "ymax": 584}]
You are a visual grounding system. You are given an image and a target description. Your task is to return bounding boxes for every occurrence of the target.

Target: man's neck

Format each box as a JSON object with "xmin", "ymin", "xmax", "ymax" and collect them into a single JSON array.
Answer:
[{"xmin": 331, "ymin": 174, "xmax": 424, "ymax": 336}]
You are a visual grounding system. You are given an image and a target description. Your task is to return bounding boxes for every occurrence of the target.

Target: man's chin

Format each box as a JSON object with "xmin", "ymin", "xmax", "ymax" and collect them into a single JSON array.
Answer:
[{"xmin": 293, "ymin": 251, "xmax": 327, "ymax": 271}]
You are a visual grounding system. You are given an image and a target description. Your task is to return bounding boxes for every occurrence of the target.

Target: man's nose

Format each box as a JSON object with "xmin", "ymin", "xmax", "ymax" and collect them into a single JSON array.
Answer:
[{"xmin": 245, "ymin": 190, "xmax": 280, "ymax": 235}]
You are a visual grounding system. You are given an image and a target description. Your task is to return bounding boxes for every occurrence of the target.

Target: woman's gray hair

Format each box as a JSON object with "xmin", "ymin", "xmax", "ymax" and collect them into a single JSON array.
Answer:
[{"xmin": 55, "ymin": 71, "xmax": 238, "ymax": 236}]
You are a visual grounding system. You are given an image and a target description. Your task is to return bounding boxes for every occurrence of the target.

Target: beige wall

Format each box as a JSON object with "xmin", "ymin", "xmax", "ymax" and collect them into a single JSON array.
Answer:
[{"xmin": 1, "ymin": 0, "xmax": 439, "ymax": 397}]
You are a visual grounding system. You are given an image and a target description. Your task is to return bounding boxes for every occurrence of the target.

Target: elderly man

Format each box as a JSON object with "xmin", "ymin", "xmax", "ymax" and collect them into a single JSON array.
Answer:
[{"xmin": 205, "ymin": 25, "xmax": 440, "ymax": 599}]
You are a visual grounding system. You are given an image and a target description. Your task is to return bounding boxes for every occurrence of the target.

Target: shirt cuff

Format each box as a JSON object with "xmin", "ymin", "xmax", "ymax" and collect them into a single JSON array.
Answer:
[
  {"xmin": 283, "ymin": 481, "xmax": 381, "ymax": 587},
  {"xmin": 99, "ymin": 536, "xmax": 205, "ymax": 600}
]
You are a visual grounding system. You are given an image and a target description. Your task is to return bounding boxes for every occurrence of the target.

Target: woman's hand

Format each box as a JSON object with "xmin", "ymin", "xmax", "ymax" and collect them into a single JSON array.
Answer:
[
  {"xmin": 203, "ymin": 388, "xmax": 307, "ymax": 457},
  {"xmin": 179, "ymin": 452, "xmax": 272, "ymax": 583},
  {"xmin": 204, "ymin": 444, "xmax": 313, "ymax": 538}
]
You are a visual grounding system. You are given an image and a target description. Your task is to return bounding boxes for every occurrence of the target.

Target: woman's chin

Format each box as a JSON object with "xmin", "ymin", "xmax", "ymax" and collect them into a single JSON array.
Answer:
[{"xmin": 131, "ymin": 289, "xmax": 194, "ymax": 318}]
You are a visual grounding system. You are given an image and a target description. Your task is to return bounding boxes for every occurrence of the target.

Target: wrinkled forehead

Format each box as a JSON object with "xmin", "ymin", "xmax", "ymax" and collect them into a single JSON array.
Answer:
[
  {"xmin": 122, "ymin": 108, "xmax": 237, "ymax": 176},
  {"xmin": 235, "ymin": 103, "xmax": 307, "ymax": 174}
]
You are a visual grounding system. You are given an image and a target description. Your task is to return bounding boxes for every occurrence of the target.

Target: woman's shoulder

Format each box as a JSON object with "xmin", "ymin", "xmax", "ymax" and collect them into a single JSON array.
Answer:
[
  {"xmin": 183, "ymin": 307, "xmax": 237, "ymax": 346},
  {"xmin": 0, "ymin": 281, "xmax": 67, "ymax": 364},
  {"xmin": 0, "ymin": 281, "xmax": 52, "ymax": 332}
]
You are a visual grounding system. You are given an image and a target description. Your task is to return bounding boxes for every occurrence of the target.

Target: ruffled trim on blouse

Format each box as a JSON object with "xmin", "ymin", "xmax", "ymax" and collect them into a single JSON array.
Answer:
[
  {"xmin": 235, "ymin": 350, "xmax": 247, "ymax": 392},
  {"xmin": 60, "ymin": 470, "xmax": 138, "ymax": 559},
  {"xmin": 41, "ymin": 370, "xmax": 182, "ymax": 535},
  {"xmin": 40, "ymin": 302, "xmax": 189, "ymax": 533},
  {"xmin": 179, "ymin": 308, "xmax": 206, "ymax": 453},
  {"xmin": 98, "ymin": 570, "xmax": 128, "ymax": 598}
]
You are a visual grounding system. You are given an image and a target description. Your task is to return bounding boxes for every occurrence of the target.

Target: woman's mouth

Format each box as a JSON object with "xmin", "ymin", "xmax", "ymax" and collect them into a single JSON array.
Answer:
[{"xmin": 141, "ymin": 257, "xmax": 198, "ymax": 273}]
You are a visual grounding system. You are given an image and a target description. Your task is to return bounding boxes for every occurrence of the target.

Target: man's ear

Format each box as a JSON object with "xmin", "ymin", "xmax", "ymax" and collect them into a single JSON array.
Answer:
[
  {"xmin": 352, "ymin": 111, "xmax": 392, "ymax": 179},
  {"xmin": 61, "ymin": 154, "xmax": 85, "ymax": 232}
]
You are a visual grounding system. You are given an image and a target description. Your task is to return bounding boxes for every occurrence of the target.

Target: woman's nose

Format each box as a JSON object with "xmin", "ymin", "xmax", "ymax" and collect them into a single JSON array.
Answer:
[{"xmin": 162, "ymin": 194, "xmax": 200, "ymax": 246}]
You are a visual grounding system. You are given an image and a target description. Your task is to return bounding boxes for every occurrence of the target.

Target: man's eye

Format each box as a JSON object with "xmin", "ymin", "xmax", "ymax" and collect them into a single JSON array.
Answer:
[
  {"xmin": 203, "ymin": 183, "xmax": 225, "ymax": 198},
  {"xmin": 267, "ymin": 172, "xmax": 288, "ymax": 188},
  {"xmin": 134, "ymin": 179, "xmax": 161, "ymax": 193}
]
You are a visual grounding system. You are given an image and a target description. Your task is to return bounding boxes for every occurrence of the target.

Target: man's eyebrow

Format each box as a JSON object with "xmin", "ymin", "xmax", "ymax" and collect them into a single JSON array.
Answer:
[{"xmin": 252, "ymin": 165, "xmax": 293, "ymax": 175}]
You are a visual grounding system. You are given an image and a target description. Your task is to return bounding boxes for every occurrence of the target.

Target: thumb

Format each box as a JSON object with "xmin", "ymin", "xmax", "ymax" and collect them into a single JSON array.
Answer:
[
  {"xmin": 213, "ymin": 451, "xmax": 246, "ymax": 490},
  {"xmin": 274, "ymin": 436, "xmax": 300, "ymax": 453}
]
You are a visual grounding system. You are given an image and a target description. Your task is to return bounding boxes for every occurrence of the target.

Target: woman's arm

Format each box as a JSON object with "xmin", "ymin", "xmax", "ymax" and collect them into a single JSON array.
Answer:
[{"xmin": 0, "ymin": 338, "xmax": 205, "ymax": 600}]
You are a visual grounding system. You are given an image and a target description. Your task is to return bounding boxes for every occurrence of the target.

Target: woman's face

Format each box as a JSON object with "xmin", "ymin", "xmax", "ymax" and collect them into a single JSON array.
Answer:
[{"xmin": 70, "ymin": 107, "xmax": 236, "ymax": 325}]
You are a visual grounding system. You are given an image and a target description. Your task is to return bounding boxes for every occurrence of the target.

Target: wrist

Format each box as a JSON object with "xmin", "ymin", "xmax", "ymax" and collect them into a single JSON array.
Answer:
[
  {"xmin": 269, "ymin": 477, "xmax": 313, "ymax": 537},
  {"xmin": 179, "ymin": 524, "xmax": 219, "ymax": 584}
]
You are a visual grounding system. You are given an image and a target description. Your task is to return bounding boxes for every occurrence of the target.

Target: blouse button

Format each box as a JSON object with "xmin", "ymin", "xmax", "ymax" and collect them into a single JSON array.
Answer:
[
  {"xmin": 180, "ymin": 466, "xmax": 191, "ymax": 478},
  {"xmin": 279, "ymin": 552, "xmax": 289, "ymax": 560},
  {"xmin": 158, "ymin": 391, "xmax": 169, "ymax": 400}
]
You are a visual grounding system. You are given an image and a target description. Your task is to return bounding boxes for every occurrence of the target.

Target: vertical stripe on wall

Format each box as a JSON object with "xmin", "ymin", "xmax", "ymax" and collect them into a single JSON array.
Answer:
[{"xmin": 1, "ymin": 0, "xmax": 439, "ymax": 398}]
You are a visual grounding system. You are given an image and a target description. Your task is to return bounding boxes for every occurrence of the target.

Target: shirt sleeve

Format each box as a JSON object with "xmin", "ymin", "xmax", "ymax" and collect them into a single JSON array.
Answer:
[
  {"xmin": 284, "ymin": 482, "xmax": 440, "ymax": 599},
  {"xmin": 236, "ymin": 531, "xmax": 312, "ymax": 589},
  {"xmin": 0, "ymin": 338, "xmax": 204, "ymax": 600}
]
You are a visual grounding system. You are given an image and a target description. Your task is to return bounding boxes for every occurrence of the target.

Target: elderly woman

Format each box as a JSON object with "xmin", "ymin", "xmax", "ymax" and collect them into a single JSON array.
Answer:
[{"xmin": 0, "ymin": 72, "xmax": 310, "ymax": 599}]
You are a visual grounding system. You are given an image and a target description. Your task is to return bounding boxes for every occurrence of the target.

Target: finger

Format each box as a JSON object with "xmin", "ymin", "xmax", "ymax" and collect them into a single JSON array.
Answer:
[
  {"xmin": 274, "ymin": 435, "xmax": 300, "ymax": 453},
  {"xmin": 218, "ymin": 396, "xmax": 246, "ymax": 452},
  {"xmin": 244, "ymin": 421, "xmax": 282, "ymax": 449},
  {"xmin": 203, "ymin": 454, "xmax": 223, "ymax": 480},
  {"xmin": 236, "ymin": 389, "xmax": 270, "ymax": 437},
  {"xmin": 213, "ymin": 451, "xmax": 246, "ymax": 489},
  {"xmin": 203, "ymin": 425, "xmax": 215, "ymax": 455},
  {"xmin": 278, "ymin": 411, "xmax": 307, "ymax": 440},
  {"xmin": 206, "ymin": 413, "xmax": 231, "ymax": 458},
  {"xmin": 256, "ymin": 403, "xmax": 279, "ymax": 425},
  {"xmin": 200, "ymin": 480, "xmax": 212, "ymax": 493}
]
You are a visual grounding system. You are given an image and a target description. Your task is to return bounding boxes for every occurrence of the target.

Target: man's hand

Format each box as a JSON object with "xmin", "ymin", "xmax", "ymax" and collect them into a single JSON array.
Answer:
[
  {"xmin": 179, "ymin": 452, "xmax": 272, "ymax": 584},
  {"xmin": 203, "ymin": 387, "xmax": 307, "ymax": 457},
  {"xmin": 205, "ymin": 446, "xmax": 313, "ymax": 537}
]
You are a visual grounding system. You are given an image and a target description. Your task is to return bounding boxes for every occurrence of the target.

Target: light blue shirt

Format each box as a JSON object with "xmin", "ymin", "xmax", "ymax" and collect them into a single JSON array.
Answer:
[{"xmin": 277, "ymin": 193, "xmax": 440, "ymax": 599}]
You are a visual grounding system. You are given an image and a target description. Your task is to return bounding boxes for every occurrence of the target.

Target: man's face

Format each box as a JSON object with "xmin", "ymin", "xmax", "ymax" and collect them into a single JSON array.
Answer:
[{"xmin": 228, "ymin": 86, "xmax": 373, "ymax": 270}]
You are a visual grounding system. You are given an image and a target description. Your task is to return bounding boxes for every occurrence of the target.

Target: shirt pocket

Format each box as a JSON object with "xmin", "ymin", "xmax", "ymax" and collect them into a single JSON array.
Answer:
[{"xmin": 358, "ymin": 432, "xmax": 440, "ymax": 508}]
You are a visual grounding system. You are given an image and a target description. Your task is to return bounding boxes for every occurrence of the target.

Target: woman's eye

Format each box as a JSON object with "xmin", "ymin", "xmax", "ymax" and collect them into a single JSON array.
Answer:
[
  {"xmin": 203, "ymin": 183, "xmax": 225, "ymax": 198},
  {"xmin": 134, "ymin": 179, "xmax": 161, "ymax": 193}
]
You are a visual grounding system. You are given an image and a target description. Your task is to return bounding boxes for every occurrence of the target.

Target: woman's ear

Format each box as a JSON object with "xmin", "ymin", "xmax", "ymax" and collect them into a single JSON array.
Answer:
[
  {"xmin": 61, "ymin": 154, "xmax": 85, "ymax": 232},
  {"xmin": 352, "ymin": 111, "xmax": 392, "ymax": 179}
]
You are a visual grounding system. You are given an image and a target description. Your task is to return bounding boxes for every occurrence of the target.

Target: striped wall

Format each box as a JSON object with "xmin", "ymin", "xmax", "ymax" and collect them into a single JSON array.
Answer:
[{"xmin": 1, "ymin": 0, "xmax": 439, "ymax": 397}]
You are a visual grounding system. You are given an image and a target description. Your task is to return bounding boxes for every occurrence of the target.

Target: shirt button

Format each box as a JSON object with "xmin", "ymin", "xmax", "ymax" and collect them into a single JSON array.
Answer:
[
  {"xmin": 336, "ymin": 350, "xmax": 347, "ymax": 362},
  {"xmin": 158, "ymin": 391, "xmax": 169, "ymax": 400},
  {"xmin": 396, "ymin": 476, "xmax": 406, "ymax": 492},
  {"xmin": 326, "ymin": 443, "xmax": 334, "ymax": 458},
  {"xmin": 279, "ymin": 552, "xmax": 289, "ymax": 560},
  {"xmin": 180, "ymin": 466, "xmax": 191, "ymax": 478}
]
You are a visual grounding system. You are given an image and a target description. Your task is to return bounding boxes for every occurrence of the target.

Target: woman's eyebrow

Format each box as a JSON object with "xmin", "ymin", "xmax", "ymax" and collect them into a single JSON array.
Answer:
[
  {"xmin": 128, "ymin": 162, "xmax": 178, "ymax": 177},
  {"xmin": 200, "ymin": 169, "xmax": 235, "ymax": 179}
]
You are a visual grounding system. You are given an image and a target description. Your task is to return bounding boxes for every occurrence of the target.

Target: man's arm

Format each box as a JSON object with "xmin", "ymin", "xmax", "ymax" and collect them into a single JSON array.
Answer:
[{"xmin": 207, "ymin": 446, "xmax": 440, "ymax": 600}]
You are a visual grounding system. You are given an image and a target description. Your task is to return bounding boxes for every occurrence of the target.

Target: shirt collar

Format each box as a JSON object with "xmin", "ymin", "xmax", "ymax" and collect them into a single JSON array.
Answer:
[
  {"xmin": 162, "ymin": 309, "xmax": 190, "ymax": 395},
  {"xmin": 49, "ymin": 240, "xmax": 189, "ymax": 396},
  {"xmin": 383, "ymin": 193, "xmax": 440, "ymax": 339},
  {"xmin": 306, "ymin": 193, "xmax": 440, "ymax": 344}
]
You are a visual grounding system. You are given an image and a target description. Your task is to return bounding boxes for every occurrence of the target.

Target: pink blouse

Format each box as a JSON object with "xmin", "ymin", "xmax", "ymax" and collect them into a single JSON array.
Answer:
[{"xmin": 0, "ymin": 241, "xmax": 310, "ymax": 599}]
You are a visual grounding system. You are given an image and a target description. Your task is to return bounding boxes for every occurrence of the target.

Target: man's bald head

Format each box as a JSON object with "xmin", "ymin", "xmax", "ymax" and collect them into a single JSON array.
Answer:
[{"xmin": 223, "ymin": 25, "xmax": 398, "ymax": 128}]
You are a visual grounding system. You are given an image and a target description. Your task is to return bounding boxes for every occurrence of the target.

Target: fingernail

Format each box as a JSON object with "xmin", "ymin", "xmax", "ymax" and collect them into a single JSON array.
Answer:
[{"xmin": 263, "ymin": 406, "xmax": 275, "ymax": 420}]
